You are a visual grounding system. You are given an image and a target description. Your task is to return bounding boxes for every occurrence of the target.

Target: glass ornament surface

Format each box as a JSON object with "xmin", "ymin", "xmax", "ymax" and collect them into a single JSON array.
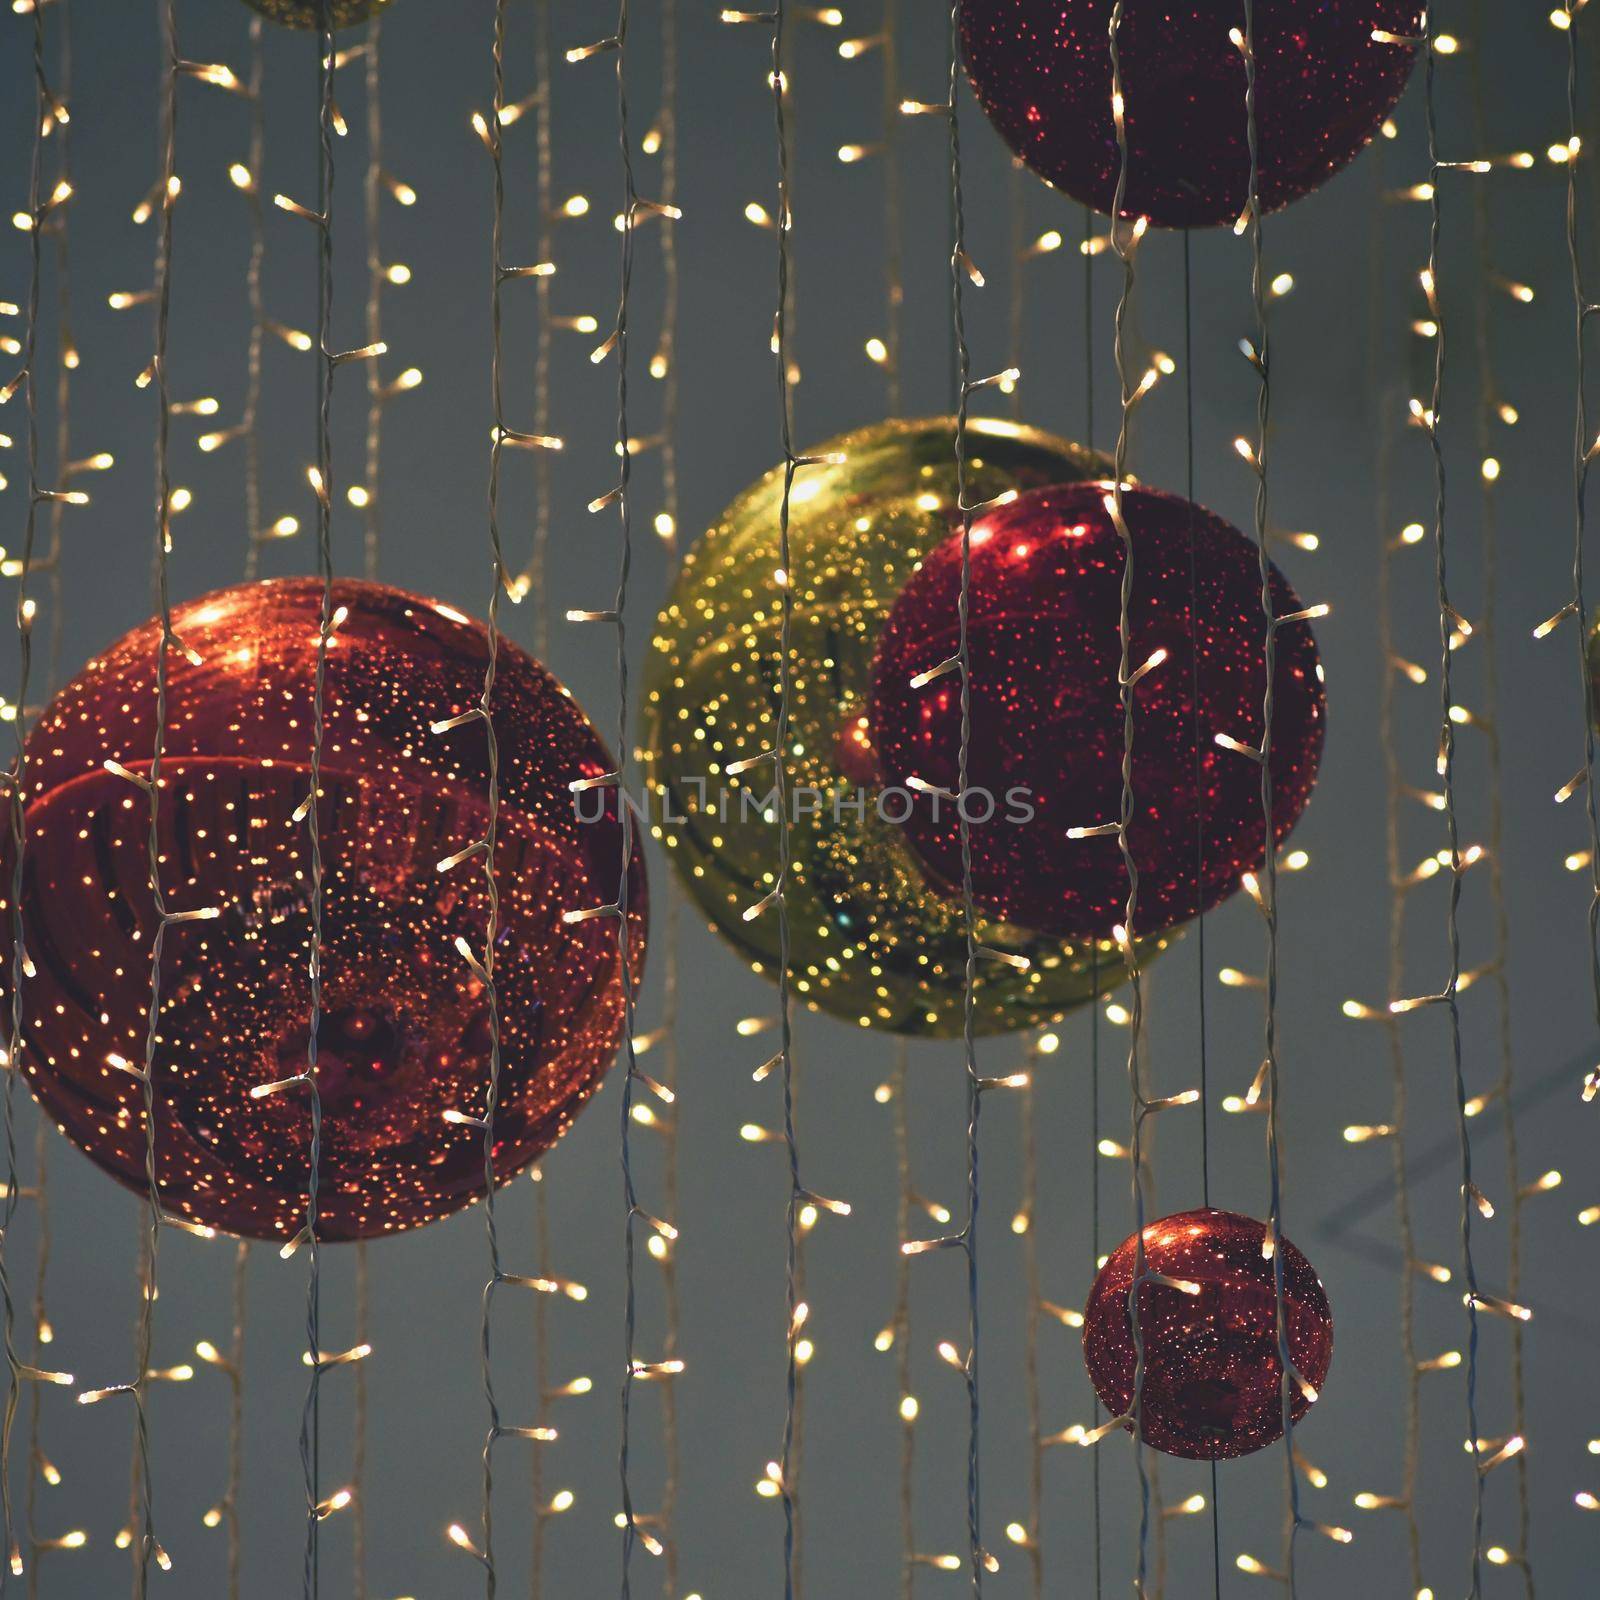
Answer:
[
  {"xmin": 960, "ymin": 0, "xmax": 1422, "ymax": 229},
  {"xmin": 869, "ymin": 484, "xmax": 1324, "ymax": 943},
  {"xmin": 5, "ymin": 579, "xmax": 644, "ymax": 1243},
  {"xmin": 1083, "ymin": 1208, "xmax": 1334, "ymax": 1461},
  {"xmin": 643, "ymin": 416, "xmax": 1172, "ymax": 1038}
]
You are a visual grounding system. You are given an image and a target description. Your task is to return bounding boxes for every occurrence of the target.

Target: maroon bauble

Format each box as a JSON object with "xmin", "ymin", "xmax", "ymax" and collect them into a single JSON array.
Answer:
[
  {"xmin": 868, "ymin": 484, "xmax": 1323, "ymax": 943},
  {"xmin": 960, "ymin": 0, "xmax": 1421, "ymax": 229},
  {"xmin": 1083, "ymin": 1208, "xmax": 1334, "ymax": 1461},
  {"xmin": 3, "ymin": 579, "xmax": 644, "ymax": 1242}
]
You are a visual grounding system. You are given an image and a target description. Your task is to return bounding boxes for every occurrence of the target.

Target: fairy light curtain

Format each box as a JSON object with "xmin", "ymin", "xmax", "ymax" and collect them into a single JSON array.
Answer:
[{"xmin": 0, "ymin": 3, "xmax": 1598, "ymax": 1598}]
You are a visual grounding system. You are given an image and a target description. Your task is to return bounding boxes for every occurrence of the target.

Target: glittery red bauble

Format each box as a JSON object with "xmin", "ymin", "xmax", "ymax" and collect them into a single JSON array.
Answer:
[
  {"xmin": 869, "ymin": 484, "xmax": 1323, "ymax": 943},
  {"xmin": 5, "ymin": 579, "xmax": 644, "ymax": 1243},
  {"xmin": 960, "ymin": 0, "xmax": 1421, "ymax": 229},
  {"xmin": 1083, "ymin": 1208, "xmax": 1334, "ymax": 1461}
]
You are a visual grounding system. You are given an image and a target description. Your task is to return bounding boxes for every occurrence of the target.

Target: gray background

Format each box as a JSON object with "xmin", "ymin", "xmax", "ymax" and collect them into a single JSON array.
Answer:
[{"xmin": 1, "ymin": 2, "xmax": 1597, "ymax": 1596}]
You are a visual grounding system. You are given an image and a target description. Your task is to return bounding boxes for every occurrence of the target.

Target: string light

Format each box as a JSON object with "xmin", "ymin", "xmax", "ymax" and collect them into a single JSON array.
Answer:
[
  {"xmin": 543, "ymin": 2, "xmax": 664, "ymax": 1587},
  {"xmin": 0, "ymin": 8, "xmax": 56, "ymax": 1581},
  {"xmin": 1234, "ymin": 5, "xmax": 1331, "ymax": 1582}
]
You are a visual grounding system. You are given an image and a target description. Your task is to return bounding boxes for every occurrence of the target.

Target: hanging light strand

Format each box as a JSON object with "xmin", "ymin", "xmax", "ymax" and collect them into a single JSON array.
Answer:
[
  {"xmin": 1237, "ymin": 4, "xmax": 1307, "ymax": 1589},
  {"xmin": 228, "ymin": 35, "xmax": 264, "ymax": 1583},
  {"xmin": 1006, "ymin": 160, "xmax": 1026, "ymax": 422},
  {"xmin": 37, "ymin": 0, "xmax": 78, "ymax": 701},
  {"xmin": 527, "ymin": 1170, "xmax": 553, "ymax": 1598},
  {"xmin": 19, "ymin": 4, "xmax": 79, "ymax": 1589},
  {"xmin": 360, "ymin": 17, "xmax": 384, "ymax": 579},
  {"xmin": 882, "ymin": 0, "xmax": 902, "ymax": 413},
  {"xmin": 226, "ymin": 1242, "xmax": 248, "ymax": 1600},
  {"xmin": 1464, "ymin": 3, "xmax": 1535, "ymax": 1587},
  {"xmin": 945, "ymin": 0, "xmax": 995, "ymax": 1585},
  {"xmin": 528, "ymin": 7, "xmax": 558, "ymax": 1594},
  {"xmin": 455, "ymin": 5, "xmax": 518, "ymax": 1590},
  {"xmin": 135, "ymin": 1, "xmax": 187, "ymax": 1585},
  {"xmin": 1413, "ymin": 16, "xmax": 1490, "ymax": 1594},
  {"xmin": 768, "ymin": 6, "xmax": 806, "ymax": 1591},
  {"xmin": 1, "ymin": 15, "xmax": 50, "ymax": 1580},
  {"xmin": 888, "ymin": 1046, "xmax": 917, "ymax": 1599},
  {"xmin": 240, "ymin": 16, "xmax": 268, "ymax": 578},
  {"xmin": 296, "ymin": 14, "xmax": 342, "ymax": 1597},
  {"xmin": 1368, "ymin": 127, "xmax": 1428, "ymax": 1600},
  {"xmin": 109, "ymin": 0, "xmax": 187, "ymax": 1587},
  {"xmin": 515, "ymin": 0, "xmax": 558, "ymax": 645},
  {"xmin": 653, "ymin": 6, "xmax": 686, "ymax": 1595},
  {"xmin": 1084, "ymin": 168, "xmax": 1102, "ymax": 1588},
  {"xmin": 21, "ymin": 1122, "xmax": 50, "ymax": 1598},
  {"xmin": 883, "ymin": 8, "xmax": 913, "ymax": 1590},
  {"xmin": 1105, "ymin": 7, "xmax": 1154, "ymax": 1591},
  {"xmin": 559, "ymin": 4, "xmax": 652, "ymax": 1593},
  {"xmin": 1180, "ymin": 220, "xmax": 1224, "ymax": 1600},
  {"xmin": 653, "ymin": 0, "xmax": 681, "ymax": 565},
  {"xmin": 1558, "ymin": 6, "xmax": 1600, "ymax": 1084},
  {"xmin": 1018, "ymin": 1052, "xmax": 1043, "ymax": 1598}
]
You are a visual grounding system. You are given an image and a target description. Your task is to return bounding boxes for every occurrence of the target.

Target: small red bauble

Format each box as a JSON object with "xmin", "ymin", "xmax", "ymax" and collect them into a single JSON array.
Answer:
[
  {"xmin": 5, "ymin": 579, "xmax": 643, "ymax": 1243},
  {"xmin": 960, "ymin": 0, "xmax": 1422, "ymax": 229},
  {"xmin": 1083, "ymin": 1208, "xmax": 1334, "ymax": 1461},
  {"xmin": 868, "ymin": 484, "xmax": 1323, "ymax": 944}
]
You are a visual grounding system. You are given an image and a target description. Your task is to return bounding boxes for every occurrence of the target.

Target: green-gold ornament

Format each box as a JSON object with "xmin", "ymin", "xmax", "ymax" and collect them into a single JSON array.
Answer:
[{"xmin": 641, "ymin": 415, "xmax": 1172, "ymax": 1037}]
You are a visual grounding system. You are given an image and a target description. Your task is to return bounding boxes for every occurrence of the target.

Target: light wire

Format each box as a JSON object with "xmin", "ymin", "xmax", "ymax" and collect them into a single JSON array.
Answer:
[{"xmin": 1417, "ymin": 15, "xmax": 1487, "ymax": 1595}]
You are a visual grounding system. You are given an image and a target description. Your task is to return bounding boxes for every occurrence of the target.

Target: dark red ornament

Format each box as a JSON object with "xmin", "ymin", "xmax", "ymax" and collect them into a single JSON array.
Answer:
[
  {"xmin": 868, "ymin": 484, "xmax": 1324, "ymax": 943},
  {"xmin": 1083, "ymin": 1208, "xmax": 1334, "ymax": 1461},
  {"xmin": 960, "ymin": 0, "xmax": 1422, "ymax": 229},
  {"xmin": 5, "ymin": 579, "xmax": 644, "ymax": 1243}
]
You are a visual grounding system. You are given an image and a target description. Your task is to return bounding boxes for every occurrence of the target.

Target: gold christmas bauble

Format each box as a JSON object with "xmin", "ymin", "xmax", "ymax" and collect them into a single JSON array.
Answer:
[{"xmin": 642, "ymin": 415, "xmax": 1167, "ymax": 1037}]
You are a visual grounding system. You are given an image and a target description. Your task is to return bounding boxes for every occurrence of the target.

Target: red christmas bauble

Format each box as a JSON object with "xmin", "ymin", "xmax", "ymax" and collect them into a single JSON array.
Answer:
[
  {"xmin": 5, "ymin": 579, "xmax": 644, "ymax": 1243},
  {"xmin": 1083, "ymin": 1208, "xmax": 1334, "ymax": 1461},
  {"xmin": 868, "ymin": 484, "xmax": 1323, "ymax": 943},
  {"xmin": 960, "ymin": 0, "xmax": 1421, "ymax": 229}
]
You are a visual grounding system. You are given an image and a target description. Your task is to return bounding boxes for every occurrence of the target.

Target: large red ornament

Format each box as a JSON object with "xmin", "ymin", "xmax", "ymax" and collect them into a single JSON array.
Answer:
[
  {"xmin": 959, "ymin": 0, "xmax": 1422, "ymax": 229},
  {"xmin": 868, "ymin": 484, "xmax": 1323, "ymax": 943},
  {"xmin": 1083, "ymin": 1208, "xmax": 1334, "ymax": 1461},
  {"xmin": 5, "ymin": 579, "xmax": 644, "ymax": 1243}
]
